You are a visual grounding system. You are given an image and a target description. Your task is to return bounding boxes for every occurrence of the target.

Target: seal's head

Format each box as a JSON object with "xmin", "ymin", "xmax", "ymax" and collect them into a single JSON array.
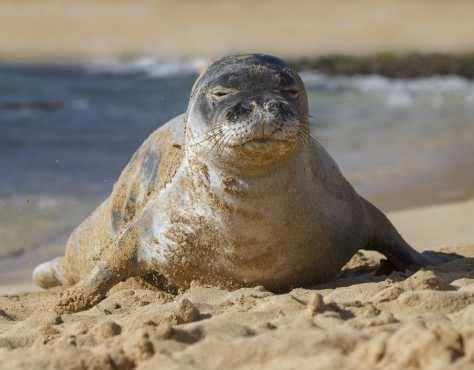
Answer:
[{"xmin": 186, "ymin": 54, "xmax": 309, "ymax": 168}]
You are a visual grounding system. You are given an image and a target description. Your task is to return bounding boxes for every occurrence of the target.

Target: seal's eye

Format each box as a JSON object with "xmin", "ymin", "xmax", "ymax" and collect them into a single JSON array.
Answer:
[
  {"xmin": 210, "ymin": 88, "xmax": 236, "ymax": 100},
  {"xmin": 282, "ymin": 88, "xmax": 299, "ymax": 99}
]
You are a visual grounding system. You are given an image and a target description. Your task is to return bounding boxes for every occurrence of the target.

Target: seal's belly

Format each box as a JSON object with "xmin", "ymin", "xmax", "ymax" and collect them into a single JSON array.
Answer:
[{"xmin": 137, "ymin": 191, "xmax": 354, "ymax": 291}]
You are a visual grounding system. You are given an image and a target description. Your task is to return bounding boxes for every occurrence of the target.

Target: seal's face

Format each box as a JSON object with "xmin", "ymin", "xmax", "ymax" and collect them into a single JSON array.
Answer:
[{"xmin": 186, "ymin": 54, "xmax": 310, "ymax": 167}]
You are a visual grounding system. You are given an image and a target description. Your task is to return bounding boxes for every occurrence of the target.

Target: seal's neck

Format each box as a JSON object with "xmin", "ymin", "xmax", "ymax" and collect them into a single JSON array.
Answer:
[{"xmin": 184, "ymin": 148, "xmax": 312, "ymax": 201}]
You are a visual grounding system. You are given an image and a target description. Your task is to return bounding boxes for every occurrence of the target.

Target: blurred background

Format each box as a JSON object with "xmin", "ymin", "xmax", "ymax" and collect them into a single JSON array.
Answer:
[{"xmin": 1, "ymin": 0, "xmax": 474, "ymax": 288}]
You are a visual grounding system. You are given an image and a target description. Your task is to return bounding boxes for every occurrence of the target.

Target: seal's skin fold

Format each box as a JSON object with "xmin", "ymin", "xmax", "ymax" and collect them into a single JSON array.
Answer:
[{"xmin": 32, "ymin": 54, "xmax": 437, "ymax": 313}]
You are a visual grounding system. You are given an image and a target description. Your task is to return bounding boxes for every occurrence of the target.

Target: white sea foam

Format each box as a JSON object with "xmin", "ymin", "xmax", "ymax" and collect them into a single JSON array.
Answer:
[
  {"xmin": 301, "ymin": 72, "xmax": 474, "ymax": 109},
  {"xmin": 85, "ymin": 56, "xmax": 208, "ymax": 77},
  {"xmin": 384, "ymin": 91, "xmax": 414, "ymax": 108},
  {"xmin": 300, "ymin": 72, "xmax": 474, "ymax": 92}
]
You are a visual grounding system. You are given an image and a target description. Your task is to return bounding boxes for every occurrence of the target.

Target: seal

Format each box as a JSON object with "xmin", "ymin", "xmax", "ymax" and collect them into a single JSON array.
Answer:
[{"xmin": 33, "ymin": 54, "xmax": 453, "ymax": 312}]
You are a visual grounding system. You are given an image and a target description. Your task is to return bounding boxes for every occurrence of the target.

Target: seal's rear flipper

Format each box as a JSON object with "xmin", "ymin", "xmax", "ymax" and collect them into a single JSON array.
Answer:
[
  {"xmin": 420, "ymin": 250, "xmax": 463, "ymax": 266},
  {"xmin": 374, "ymin": 250, "xmax": 463, "ymax": 276},
  {"xmin": 371, "ymin": 239, "xmax": 426, "ymax": 271},
  {"xmin": 33, "ymin": 257, "xmax": 66, "ymax": 288}
]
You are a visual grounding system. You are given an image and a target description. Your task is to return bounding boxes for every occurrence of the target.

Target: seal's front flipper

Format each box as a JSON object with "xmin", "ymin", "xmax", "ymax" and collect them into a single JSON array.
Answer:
[
  {"xmin": 55, "ymin": 226, "xmax": 140, "ymax": 313},
  {"xmin": 55, "ymin": 267, "xmax": 115, "ymax": 313}
]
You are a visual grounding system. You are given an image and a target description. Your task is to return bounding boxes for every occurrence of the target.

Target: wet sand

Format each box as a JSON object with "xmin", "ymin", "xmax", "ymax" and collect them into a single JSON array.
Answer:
[{"xmin": 1, "ymin": 0, "xmax": 474, "ymax": 62}]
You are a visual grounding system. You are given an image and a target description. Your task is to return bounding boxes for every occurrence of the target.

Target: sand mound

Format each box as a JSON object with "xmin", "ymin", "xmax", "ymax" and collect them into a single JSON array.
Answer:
[{"xmin": 1, "ymin": 246, "xmax": 474, "ymax": 370}]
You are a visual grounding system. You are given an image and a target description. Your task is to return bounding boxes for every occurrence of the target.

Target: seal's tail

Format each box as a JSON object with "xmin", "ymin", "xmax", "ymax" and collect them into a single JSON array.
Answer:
[{"xmin": 32, "ymin": 257, "xmax": 66, "ymax": 288}]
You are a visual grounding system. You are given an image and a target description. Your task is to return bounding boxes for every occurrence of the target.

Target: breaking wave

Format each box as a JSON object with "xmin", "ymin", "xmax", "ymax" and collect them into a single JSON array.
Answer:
[
  {"xmin": 300, "ymin": 72, "xmax": 474, "ymax": 108},
  {"xmin": 85, "ymin": 56, "xmax": 208, "ymax": 77}
]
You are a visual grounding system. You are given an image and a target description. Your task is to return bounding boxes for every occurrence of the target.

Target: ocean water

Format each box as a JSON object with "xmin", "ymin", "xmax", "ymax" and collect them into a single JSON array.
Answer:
[{"xmin": 1, "ymin": 58, "xmax": 474, "ymax": 262}]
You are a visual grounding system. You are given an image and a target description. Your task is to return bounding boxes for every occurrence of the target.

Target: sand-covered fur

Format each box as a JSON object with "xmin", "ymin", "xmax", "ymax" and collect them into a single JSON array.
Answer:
[{"xmin": 32, "ymin": 55, "xmax": 454, "ymax": 314}]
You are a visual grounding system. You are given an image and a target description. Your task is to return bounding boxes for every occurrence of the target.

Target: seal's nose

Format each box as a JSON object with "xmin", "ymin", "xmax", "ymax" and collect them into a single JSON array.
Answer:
[
  {"xmin": 264, "ymin": 99, "xmax": 294, "ymax": 120},
  {"xmin": 241, "ymin": 100, "xmax": 257, "ymax": 112},
  {"xmin": 226, "ymin": 101, "xmax": 255, "ymax": 122},
  {"xmin": 265, "ymin": 100, "xmax": 284, "ymax": 114}
]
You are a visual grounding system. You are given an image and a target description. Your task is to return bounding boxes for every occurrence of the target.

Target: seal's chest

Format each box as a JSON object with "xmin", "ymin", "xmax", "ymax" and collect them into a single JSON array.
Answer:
[
  {"xmin": 154, "ymin": 183, "xmax": 323, "ymax": 286},
  {"xmin": 143, "ymin": 162, "xmax": 332, "ymax": 288}
]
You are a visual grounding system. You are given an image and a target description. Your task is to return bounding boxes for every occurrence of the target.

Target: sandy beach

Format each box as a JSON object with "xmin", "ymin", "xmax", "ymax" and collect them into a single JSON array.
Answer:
[
  {"xmin": 1, "ymin": 1, "xmax": 474, "ymax": 368},
  {"xmin": 0, "ymin": 199, "xmax": 473, "ymax": 369},
  {"xmin": 1, "ymin": 0, "xmax": 474, "ymax": 62},
  {"xmin": 0, "ymin": 243, "xmax": 473, "ymax": 370}
]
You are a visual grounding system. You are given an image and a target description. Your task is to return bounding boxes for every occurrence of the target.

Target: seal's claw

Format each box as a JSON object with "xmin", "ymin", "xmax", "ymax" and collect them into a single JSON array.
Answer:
[{"xmin": 55, "ymin": 285, "xmax": 106, "ymax": 314}]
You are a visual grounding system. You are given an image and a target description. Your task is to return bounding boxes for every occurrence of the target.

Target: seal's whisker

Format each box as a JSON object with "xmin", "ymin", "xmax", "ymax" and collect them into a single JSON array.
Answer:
[
  {"xmin": 201, "ymin": 127, "xmax": 221, "ymax": 139},
  {"xmin": 297, "ymin": 133, "xmax": 308, "ymax": 146},
  {"xmin": 194, "ymin": 126, "xmax": 227, "ymax": 147},
  {"xmin": 203, "ymin": 131, "xmax": 223, "ymax": 145},
  {"xmin": 192, "ymin": 124, "xmax": 227, "ymax": 146},
  {"xmin": 296, "ymin": 125, "xmax": 312, "ymax": 145},
  {"xmin": 211, "ymin": 130, "xmax": 225, "ymax": 155},
  {"xmin": 218, "ymin": 129, "xmax": 236, "ymax": 155},
  {"xmin": 215, "ymin": 133, "xmax": 229, "ymax": 156},
  {"xmin": 198, "ymin": 135, "xmax": 221, "ymax": 151},
  {"xmin": 219, "ymin": 131, "xmax": 235, "ymax": 156},
  {"xmin": 298, "ymin": 127, "xmax": 318, "ymax": 147},
  {"xmin": 216, "ymin": 129, "xmax": 230, "ymax": 153},
  {"xmin": 208, "ymin": 128, "xmax": 229, "ymax": 154}
]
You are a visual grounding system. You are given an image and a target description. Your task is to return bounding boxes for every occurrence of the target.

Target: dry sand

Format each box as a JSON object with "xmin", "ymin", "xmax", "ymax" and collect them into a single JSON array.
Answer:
[
  {"xmin": 0, "ymin": 199, "xmax": 473, "ymax": 369},
  {"xmin": 3, "ymin": 3, "xmax": 474, "ymax": 367},
  {"xmin": 1, "ymin": 245, "xmax": 474, "ymax": 370},
  {"xmin": 1, "ymin": 0, "xmax": 474, "ymax": 62},
  {"xmin": 390, "ymin": 199, "xmax": 474, "ymax": 252}
]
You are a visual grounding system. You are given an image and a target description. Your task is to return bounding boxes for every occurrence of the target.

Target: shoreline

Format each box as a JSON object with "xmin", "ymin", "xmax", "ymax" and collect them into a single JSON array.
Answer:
[
  {"xmin": 291, "ymin": 52, "xmax": 474, "ymax": 79},
  {"xmin": 3, "ymin": 53, "xmax": 474, "ymax": 79}
]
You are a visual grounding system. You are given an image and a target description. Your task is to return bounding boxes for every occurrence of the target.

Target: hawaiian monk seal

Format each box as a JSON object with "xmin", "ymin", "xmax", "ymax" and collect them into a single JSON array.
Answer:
[{"xmin": 33, "ymin": 54, "xmax": 452, "ymax": 312}]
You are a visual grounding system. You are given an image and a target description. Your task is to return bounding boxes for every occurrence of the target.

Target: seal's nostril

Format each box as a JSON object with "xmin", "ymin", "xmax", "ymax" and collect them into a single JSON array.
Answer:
[
  {"xmin": 238, "ymin": 102, "xmax": 253, "ymax": 114},
  {"xmin": 226, "ymin": 101, "xmax": 254, "ymax": 122},
  {"xmin": 241, "ymin": 101, "xmax": 256, "ymax": 113},
  {"xmin": 266, "ymin": 101, "xmax": 286, "ymax": 115}
]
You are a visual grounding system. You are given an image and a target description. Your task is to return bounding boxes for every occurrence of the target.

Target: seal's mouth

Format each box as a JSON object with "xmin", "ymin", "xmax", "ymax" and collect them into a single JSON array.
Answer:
[
  {"xmin": 247, "ymin": 138, "xmax": 269, "ymax": 143},
  {"xmin": 213, "ymin": 119, "xmax": 300, "ymax": 152},
  {"xmin": 237, "ymin": 137, "xmax": 287, "ymax": 146}
]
